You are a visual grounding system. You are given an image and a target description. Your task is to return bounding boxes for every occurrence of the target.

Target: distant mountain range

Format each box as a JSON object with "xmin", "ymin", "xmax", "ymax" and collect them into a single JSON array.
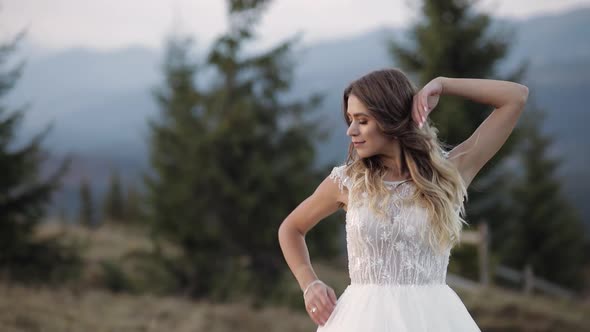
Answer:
[{"xmin": 7, "ymin": 7, "xmax": 590, "ymax": 226}]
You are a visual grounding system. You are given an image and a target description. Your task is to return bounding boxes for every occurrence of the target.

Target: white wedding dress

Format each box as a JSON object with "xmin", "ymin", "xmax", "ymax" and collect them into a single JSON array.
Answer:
[{"xmin": 318, "ymin": 165, "xmax": 481, "ymax": 332}]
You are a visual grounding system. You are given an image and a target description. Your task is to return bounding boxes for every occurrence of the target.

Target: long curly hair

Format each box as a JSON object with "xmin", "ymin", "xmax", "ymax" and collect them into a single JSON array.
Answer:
[{"xmin": 342, "ymin": 68, "xmax": 469, "ymax": 253}]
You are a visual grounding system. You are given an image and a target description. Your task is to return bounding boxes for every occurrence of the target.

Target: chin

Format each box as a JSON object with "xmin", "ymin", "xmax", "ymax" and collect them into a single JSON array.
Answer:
[{"xmin": 356, "ymin": 151, "xmax": 375, "ymax": 159}]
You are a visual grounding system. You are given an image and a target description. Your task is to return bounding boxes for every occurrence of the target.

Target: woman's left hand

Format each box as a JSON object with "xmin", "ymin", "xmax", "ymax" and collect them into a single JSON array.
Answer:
[{"xmin": 412, "ymin": 77, "xmax": 443, "ymax": 128}]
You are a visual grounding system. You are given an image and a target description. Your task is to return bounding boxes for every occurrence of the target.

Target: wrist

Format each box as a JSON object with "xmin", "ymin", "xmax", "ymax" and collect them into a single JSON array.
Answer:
[
  {"xmin": 303, "ymin": 279, "xmax": 325, "ymax": 297},
  {"xmin": 436, "ymin": 76, "xmax": 448, "ymax": 94},
  {"xmin": 294, "ymin": 264, "xmax": 318, "ymax": 291}
]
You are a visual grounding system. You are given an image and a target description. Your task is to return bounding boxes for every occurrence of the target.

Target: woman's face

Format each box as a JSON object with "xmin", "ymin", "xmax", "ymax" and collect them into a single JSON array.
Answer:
[{"xmin": 346, "ymin": 94, "xmax": 392, "ymax": 158}]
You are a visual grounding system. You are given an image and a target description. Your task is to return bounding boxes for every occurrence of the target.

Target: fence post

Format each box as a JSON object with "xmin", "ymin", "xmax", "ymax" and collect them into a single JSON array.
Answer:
[
  {"xmin": 478, "ymin": 221, "xmax": 490, "ymax": 287},
  {"xmin": 524, "ymin": 263, "xmax": 534, "ymax": 295}
]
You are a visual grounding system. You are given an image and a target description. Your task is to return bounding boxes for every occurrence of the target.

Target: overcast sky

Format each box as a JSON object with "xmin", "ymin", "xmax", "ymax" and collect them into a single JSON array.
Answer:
[{"xmin": 2, "ymin": 0, "xmax": 589, "ymax": 52}]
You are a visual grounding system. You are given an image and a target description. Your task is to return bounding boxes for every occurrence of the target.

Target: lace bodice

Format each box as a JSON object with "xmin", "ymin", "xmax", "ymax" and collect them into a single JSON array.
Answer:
[{"xmin": 329, "ymin": 165, "xmax": 451, "ymax": 286}]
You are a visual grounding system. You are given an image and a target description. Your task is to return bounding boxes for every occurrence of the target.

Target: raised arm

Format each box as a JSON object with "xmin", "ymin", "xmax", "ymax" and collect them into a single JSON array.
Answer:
[{"xmin": 413, "ymin": 77, "xmax": 529, "ymax": 188}]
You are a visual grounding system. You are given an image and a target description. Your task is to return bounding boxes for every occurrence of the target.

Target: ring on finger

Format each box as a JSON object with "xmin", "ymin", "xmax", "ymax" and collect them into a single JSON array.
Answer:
[{"xmin": 310, "ymin": 306, "xmax": 318, "ymax": 313}]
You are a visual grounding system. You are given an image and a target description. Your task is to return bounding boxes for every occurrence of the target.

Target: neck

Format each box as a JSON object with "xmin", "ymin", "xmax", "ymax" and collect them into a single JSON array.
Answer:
[{"xmin": 381, "ymin": 142, "xmax": 408, "ymax": 178}]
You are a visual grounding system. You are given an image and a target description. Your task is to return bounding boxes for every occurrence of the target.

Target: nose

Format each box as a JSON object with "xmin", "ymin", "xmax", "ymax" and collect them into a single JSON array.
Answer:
[{"xmin": 347, "ymin": 122, "xmax": 358, "ymax": 137}]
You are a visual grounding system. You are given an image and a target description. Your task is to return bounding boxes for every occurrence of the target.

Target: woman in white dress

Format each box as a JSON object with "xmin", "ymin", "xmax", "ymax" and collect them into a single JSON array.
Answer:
[{"xmin": 277, "ymin": 68, "xmax": 528, "ymax": 331}]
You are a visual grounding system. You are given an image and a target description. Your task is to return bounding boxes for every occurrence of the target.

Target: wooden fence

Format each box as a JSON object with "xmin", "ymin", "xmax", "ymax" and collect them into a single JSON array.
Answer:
[{"xmin": 454, "ymin": 222, "xmax": 576, "ymax": 300}]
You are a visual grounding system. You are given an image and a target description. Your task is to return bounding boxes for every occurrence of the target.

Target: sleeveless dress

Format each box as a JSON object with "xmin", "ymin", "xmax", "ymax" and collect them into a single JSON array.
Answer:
[{"xmin": 318, "ymin": 165, "xmax": 481, "ymax": 332}]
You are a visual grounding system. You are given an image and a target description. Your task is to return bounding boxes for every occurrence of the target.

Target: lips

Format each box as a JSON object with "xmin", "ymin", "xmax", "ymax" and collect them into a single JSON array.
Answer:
[{"xmin": 353, "ymin": 141, "xmax": 365, "ymax": 146}]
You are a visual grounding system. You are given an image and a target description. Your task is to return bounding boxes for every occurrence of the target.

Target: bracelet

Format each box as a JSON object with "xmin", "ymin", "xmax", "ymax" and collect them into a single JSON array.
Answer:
[{"xmin": 303, "ymin": 279, "xmax": 324, "ymax": 297}]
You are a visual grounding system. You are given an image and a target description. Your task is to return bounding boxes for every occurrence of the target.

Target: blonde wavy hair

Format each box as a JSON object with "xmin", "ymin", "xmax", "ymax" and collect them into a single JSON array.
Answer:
[{"xmin": 342, "ymin": 68, "xmax": 469, "ymax": 253}]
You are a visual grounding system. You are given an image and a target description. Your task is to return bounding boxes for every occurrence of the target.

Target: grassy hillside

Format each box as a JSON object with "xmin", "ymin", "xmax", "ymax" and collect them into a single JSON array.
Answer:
[
  {"xmin": 0, "ymin": 284, "xmax": 313, "ymax": 332},
  {"xmin": 1, "ymin": 223, "xmax": 588, "ymax": 331}
]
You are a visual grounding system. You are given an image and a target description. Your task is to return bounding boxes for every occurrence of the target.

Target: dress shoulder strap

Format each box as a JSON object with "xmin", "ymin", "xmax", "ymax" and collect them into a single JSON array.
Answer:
[{"xmin": 329, "ymin": 165, "xmax": 350, "ymax": 193}]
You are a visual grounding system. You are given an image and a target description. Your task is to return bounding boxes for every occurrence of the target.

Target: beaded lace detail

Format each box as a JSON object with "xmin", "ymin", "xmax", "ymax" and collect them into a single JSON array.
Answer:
[{"xmin": 329, "ymin": 165, "xmax": 451, "ymax": 286}]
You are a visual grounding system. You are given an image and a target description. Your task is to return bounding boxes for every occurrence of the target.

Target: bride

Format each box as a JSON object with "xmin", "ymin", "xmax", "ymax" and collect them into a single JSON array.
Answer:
[{"xmin": 278, "ymin": 68, "xmax": 528, "ymax": 331}]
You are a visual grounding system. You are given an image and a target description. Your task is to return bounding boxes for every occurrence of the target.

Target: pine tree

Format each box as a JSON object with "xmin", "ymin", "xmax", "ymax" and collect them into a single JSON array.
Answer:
[
  {"xmin": 146, "ymin": 0, "xmax": 337, "ymax": 299},
  {"xmin": 79, "ymin": 178, "xmax": 95, "ymax": 228},
  {"xmin": 390, "ymin": 0, "xmax": 515, "ymax": 143},
  {"xmin": 389, "ymin": 0, "xmax": 524, "ymax": 245},
  {"xmin": 502, "ymin": 104, "xmax": 586, "ymax": 289},
  {"xmin": 103, "ymin": 168, "xmax": 125, "ymax": 223},
  {"xmin": 0, "ymin": 31, "xmax": 68, "ymax": 264}
]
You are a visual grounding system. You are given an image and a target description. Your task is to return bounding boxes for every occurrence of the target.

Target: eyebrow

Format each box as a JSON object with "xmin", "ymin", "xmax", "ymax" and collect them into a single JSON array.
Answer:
[{"xmin": 346, "ymin": 111, "xmax": 370, "ymax": 118}]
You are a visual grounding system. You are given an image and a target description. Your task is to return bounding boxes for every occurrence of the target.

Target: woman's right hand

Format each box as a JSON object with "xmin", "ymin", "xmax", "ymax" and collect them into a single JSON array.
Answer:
[
  {"xmin": 412, "ymin": 77, "xmax": 443, "ymax": 128},
  {"xmin": 303, "ymin": 280, "xmax": 338, "ymax": 326}
]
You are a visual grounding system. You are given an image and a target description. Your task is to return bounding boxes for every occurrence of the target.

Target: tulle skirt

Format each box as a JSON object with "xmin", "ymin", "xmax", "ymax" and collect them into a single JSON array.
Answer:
[{"xmin": 317, "ymin": 283, "xmax": 481, "ymax": 332}]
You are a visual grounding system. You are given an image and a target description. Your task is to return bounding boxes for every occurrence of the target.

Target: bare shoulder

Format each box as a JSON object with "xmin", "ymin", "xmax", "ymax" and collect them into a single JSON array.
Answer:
[{"xmin": 316, "ymin": 174, "xmax": 348, "ymax": 210}]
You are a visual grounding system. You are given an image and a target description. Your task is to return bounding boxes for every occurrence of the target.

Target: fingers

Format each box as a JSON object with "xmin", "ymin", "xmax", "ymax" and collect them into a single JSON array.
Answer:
[
  {"xmin": 316, "ymin": 290, "xmax": 333, "ymax": 325},
  {"xmin": 307, "ymin": 304, "xmax": 322, "ymax": 326},
  {"xmin": 412, "ymin": 95, "xmax": 421, "ymax": 127},
  {"xmin": 421, "ymin": 93, "xmax": 430, "ymax": 125},
  {"xmin": 412, "ymin": 94, "xmax": 427, "ymax": 128},
  {"xmin": 423, "ymin": 94, "xmax": 430, "ymax": 116},
  {"xmin": 307, "ymin": 301, "xmax": 330, "ymax": 326},
  {"xmin": 328, "ymin": 287, "xmax": 337, "ymax": 306},
  {"xmin": 305, "ymin": 285, "xmax": 337, "ymax": 326},
  {"xmin": 318, "ymin": 304, "xmax": 331, "ymax": 325}
]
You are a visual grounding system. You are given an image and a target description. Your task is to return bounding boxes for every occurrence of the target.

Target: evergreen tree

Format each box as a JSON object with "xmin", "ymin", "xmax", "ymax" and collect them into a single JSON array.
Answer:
[
  {"xmin": 103, "ymin": 168, "xmax": 125, "ymax": 222},
  {"xmin": 389, "ymin": 0, "xmax": 524, "ymax": 243},
  {"xmin": 501, "ymin": 104, "xmax": 586, "ymax": 289},
  {"xmin": 146, "ymin": 0, "xmax": 336, "ymax": 299},
  {"xmin": 79, "ymin": 178, "xmax": 95, "ymax": 228},
  {"xmin": 0, "ymin": 31, "xmax": 68, "ymax": 264},
  {"xmin": 390, "ymin": 0, "xmax": 514, "ymax": 143}
]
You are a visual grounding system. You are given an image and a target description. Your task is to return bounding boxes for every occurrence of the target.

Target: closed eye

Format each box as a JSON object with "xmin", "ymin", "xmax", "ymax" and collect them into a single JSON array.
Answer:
[
  {"xmin": 347, "ymin": 116, "xmax": 368, "ymax": 125},
  {"xmin": 353, "ymin": 119, "xmax": 368, "ymax": 125}
]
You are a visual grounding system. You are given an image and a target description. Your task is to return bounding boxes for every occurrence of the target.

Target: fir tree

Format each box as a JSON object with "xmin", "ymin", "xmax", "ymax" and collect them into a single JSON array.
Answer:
[
  {"xmin": 0, "ymin": 31, "xmax": 68, "ymax": 264},
  {"xmin": 502, "ymin": 104, "xmax": 586, "ymax": 289},
  {"xmin": 145, "ymin": 0, "xmax": 336, "ymax": 299},
  {"xmin": 390, "ymin": 0, "xmax": 514, "ymax": 143},
  {"xmin": 79, "ymin": 178, "xmax": 95, "ymax": 228},
  {"xmin": 103, "ymin": 168, "xmax": 125, "ymax": 222}
]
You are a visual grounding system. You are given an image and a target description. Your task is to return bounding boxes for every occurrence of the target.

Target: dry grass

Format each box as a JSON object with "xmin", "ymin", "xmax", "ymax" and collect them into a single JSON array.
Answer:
[
  {"xmin": 1, "ymin": 223, "xmax": 588, "ymax": 331},
  {"xmin": 36, "ymin": 222, "xmax": 176, "ymax": 262},
  {"xmin": 0, "ymin": 223, "xmax": 314, "ymax": 332},
  {"xmin": 459, "ymin": 286, "xmax": 590, "ymax": 331},
  {"xmin": 0, "ymin": 283, "xmax": 313, "ymax": 332}
]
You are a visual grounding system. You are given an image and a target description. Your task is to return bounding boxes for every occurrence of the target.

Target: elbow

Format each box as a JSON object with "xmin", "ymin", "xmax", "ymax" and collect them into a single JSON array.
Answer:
[
  {"xmin": 278, "ymin": 219, "xmax": 293, "ymax": 243},
  {"xmin": 278, "ymin": 221, "xmax": 287, "ymax": 242},
  {"xmin": 278, "ymin": 218, "xmax": 304, "ymax": 242}
]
